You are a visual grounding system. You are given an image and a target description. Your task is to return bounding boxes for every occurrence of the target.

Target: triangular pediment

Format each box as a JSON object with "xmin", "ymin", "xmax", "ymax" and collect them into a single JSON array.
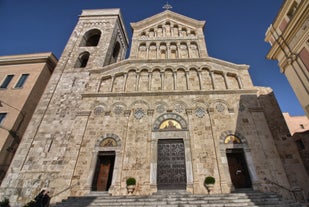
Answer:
[{"xmin": 130, "ymin": 10, "xmax": 205, "ymax": 31}]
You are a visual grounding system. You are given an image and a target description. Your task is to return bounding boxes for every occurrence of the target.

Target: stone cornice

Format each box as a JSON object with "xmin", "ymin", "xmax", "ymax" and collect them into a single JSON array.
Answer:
[
  {"xmin": 131, "ymin": 10, "xmax": 205, "ymax": 31},
  {"xmin": 0, "ymin": 52, "xmax": 58, "ymax": 71},
  {"xmin": 89, "ymin": 57, "xmax": 249, "ymax": 74},
  {"xmin": 266, "ymin": 2, "xmax": 309, "ymax": 60},
  {"xmin": 81, "ymin": 89, "xmax": 258, "ymax": 98}
]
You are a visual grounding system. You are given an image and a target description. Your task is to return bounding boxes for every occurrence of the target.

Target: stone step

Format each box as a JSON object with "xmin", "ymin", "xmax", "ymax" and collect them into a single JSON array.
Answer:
[{"xmin": 51, "ymin": 190, "xmax": 306, "ymax": 207}]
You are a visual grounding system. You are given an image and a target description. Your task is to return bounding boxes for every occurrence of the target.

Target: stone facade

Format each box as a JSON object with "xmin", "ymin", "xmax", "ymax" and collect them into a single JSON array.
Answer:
[{"xmin": 1, "ymin": 9, "xmax": 308, "ymax": 206}]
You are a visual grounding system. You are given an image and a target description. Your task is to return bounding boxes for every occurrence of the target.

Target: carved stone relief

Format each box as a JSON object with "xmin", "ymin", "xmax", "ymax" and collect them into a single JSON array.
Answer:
[
  {"xmin": 149, "ymin": 44, "xmax": 157, "ymax": 59},
  {"xmin": 215, "ymin": 103, "xmax": 226, "ymax": 113},
  {"xmin": 134, "ymin": 108, "xmax": 145, "ymax": 119},
  {"xmin": 195, "ymin": 107, "xmax": 206, "ymax": 118},
  {"xmin": 138, "ymin": 44, "xmax": 147, "ymax": 59},
  {"xmin": 190, "ymin": 43, "xmax": 199, "ymax": 58},
  {"xmin": 156, "ymin": 104, "xmax": 167, "ymax": 113},
  {"xmin": 174, "ymin": 102, "xmax": 186, "ymax": 114},
  {"xmin": 179, "ymin": 44, "xmax": 189, "ymax": 58},
  {"xmin": 94, "ymin": 105, "xmax": 105, "ymax": 115}
]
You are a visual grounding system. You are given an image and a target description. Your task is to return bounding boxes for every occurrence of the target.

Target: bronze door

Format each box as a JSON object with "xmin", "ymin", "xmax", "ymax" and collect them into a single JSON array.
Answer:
[
  {"xmin": 157, "ymin": 139, "xmax": 186, "ymax": 189},
  {"xmin": 226, "ymin": 149, "xmax": 252, "ymax": 188},
  {"xmin": 92, "ymin": 152, "xmax": 115, "ymax": 191}
]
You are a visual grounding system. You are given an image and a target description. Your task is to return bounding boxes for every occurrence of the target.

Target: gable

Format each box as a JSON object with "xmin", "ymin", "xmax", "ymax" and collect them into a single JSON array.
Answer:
[
  {"xmin": 129, "ymin": 10, "xmax": 208, "ymax": 59},
  {"xmin": 131, "ymin": 10, "xmax": 205, "ymax": 31}
]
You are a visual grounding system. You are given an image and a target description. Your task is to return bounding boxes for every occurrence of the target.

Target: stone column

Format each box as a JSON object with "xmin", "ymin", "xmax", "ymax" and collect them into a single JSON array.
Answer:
[
  {"xmin": 156, "ymin": 43, "xmax": 160, "ymax": 60},
  {"xmin": 185, "ymin": 71, "xmax": 189, "ymax": 90},
  {"xmin": 236, "ymin": 76, "xmax": 243, "ymax": 89},
  {"xmin": 210, "ymin": 71, "xmax": 215, "ymax": 90},
  {"xmin": 223, "ymin": 73, "xmax": 229, "ymax": 89},
  {"xmin": 110, "ymin": 75, "xmax": 115, "ymax": 92},
  {"xmin": 161, "ymin": 71, "xmax": 164, "ymax": 91},
  {"xmin": 146, "ymin": 42, "xmax": 150, "ymax": 60},
  {"xmin": 123, "ymin": 73, "xmax": 127, "ymax": 92},
  {"xmin": 177, "ymin": 43, "xmax": 181, "ymax": 59},
  {"xmin": 173, "ymin": 71, "xmax": 177, "ymax": 90},
  {"xmin": 148, "ymin": 73, "xmax": 152, "ymax": 91},
  {"xmin": 166, "ymin": 42, "xmax": 170, "ymax": 59},
  {"xmin": 186, "ymin": 41, "xmax": 191, "ymax": 58},
  {"xmin": 185, "ymin": 109, "xmax": 194, "ymax": 193},
  {"xmin": 136, "ymin": 72, "xmax": 140, "ymax": 91},
  {"xmin": 198, "ymin": 71, "xmax": 202, "ymax": 90}
]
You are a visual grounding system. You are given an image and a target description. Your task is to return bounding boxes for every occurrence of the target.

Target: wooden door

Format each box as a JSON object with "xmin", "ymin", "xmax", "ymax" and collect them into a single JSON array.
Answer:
[
  {"xmin": 92, "ymin": 152, "xmax": 115, "ymax": 191},
  {"xmin": 157, "ymin": 139, "xmax": 186, "ymax": 189},
  {"xmin": 226, "ymin": 149, "xmax": 251, "ymax": 188}
]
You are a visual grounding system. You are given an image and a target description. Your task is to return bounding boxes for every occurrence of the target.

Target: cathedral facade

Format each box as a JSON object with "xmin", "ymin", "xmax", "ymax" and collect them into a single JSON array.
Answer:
[{"xmin": 1, "ymin": 9, "xmax": 308, "ymax": 205}]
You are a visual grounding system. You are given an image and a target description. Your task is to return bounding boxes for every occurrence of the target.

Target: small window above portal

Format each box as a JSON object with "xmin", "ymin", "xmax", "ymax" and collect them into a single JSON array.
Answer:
[
  {"xmin": 224, "ymin": 135, "xmax": 242, "ymax": 144},
  {"xmin": 159, "ymin": 119, "xmax": 182, "ymax": 130},
  {"xmin": 100, "ymin": 138, "xmax": 117, "ymax": 147}
]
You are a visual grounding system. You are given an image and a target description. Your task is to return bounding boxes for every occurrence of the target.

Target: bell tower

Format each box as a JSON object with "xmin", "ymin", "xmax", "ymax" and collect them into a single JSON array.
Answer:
[
  {"xmin": 65, "ymin": 9, "xmax": 129, "ymax": 69},
  {"xmin": 0, "ymin": 9, "xmax": 129, "ymax": 204}
]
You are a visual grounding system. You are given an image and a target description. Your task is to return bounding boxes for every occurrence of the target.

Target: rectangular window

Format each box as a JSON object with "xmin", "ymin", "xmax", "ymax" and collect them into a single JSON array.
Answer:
[
  {"xmin": 0, "ymin": 75, "xmax": 14, "ymax": 88},
  {"xmin": 300, "ymin": 47, "xmax": 309, "ymax": 72},
  {"xmin": 0, "ymin": 113, "xmax": 7, "ymax": 125},
  {"xmin": 15, "ymin": 74, "xmax": 29, "ymax": 88}
]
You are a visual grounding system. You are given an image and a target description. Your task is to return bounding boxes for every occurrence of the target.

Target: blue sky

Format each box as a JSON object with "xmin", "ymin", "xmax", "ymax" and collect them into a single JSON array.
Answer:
[{"xmin": 0, "ymin": 0, "xmax": 304, "ymax": 116}]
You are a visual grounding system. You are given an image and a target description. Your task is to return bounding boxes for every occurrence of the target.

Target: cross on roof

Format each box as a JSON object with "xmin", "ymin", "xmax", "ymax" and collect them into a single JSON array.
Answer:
[{"xmin": 163, "ymin": 2, "xmax": 173, "ymax": 10}]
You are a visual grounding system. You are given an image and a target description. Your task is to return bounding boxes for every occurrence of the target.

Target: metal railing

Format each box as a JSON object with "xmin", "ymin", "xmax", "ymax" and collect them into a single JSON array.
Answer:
[
  {"xmin": 51, "ymin": 182, "xmax": 80, "ymax": 198},
  {"xmin": 263, "ymin": 177, "xmax": 307, "ymax": 204}
]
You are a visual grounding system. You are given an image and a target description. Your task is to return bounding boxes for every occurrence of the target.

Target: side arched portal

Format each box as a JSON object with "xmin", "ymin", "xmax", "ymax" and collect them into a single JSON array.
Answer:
[
  {"xmin": 89, "ymin": 134, "xmax": 122, "ymax": 192},
  {"xmin": 219, "ymin": 131, "xmax": 257, "ymax": 191}
]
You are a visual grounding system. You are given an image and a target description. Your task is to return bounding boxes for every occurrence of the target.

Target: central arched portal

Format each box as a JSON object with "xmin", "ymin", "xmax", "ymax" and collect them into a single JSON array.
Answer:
[
  {"xmin": 157, "ymin": 139, "xmax": 186, "ymax": 190},
  {"xmin": 152, "ymin": 113, "xmax": 192, "ymax": 191}
]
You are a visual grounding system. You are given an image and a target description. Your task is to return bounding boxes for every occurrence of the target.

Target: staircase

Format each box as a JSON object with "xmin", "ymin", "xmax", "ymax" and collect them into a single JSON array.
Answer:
[{"xmin": 51, "ymin": 190, "xmax": 306, "ymax": 207}]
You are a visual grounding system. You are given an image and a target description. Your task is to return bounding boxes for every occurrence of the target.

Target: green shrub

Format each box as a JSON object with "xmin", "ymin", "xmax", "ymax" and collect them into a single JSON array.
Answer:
[
  {"xmin": 204, "ymin": 176, "xmax": 215, "ymax": 185},
  {"xmin": 126, "ymin": 177, "xmax": 136, "ymax": 186},
  {"xmin": 0, "ymin": 198, "xmax": 10, "ymax": 207}
]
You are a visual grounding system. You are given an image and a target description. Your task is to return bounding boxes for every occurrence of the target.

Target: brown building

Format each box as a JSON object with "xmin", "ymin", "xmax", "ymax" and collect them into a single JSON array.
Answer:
[
  {"xmin": 265, "ymin": 0, "xmax": 309, "ymax": 117},
  {"xmin": 283, "ymin": 112, "xmax": 309, "ymax": 175},
  {"xmin": 0, "ymin": 53, "xmax": 57, "ymax": 183},
  {"xmin": 283, "ymin": 112, "xmax": 309, "ymax": 135}
]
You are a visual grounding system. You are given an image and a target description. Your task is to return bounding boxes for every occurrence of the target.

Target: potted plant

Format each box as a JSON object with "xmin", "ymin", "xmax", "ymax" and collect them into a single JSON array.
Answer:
[
  {"xmin": 204, "ymin": 176, "xmax": 215, "ymax": 194},
  {"xmin": 126, "ymin": 177, "xmax": 136, "ymax": 195}
]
